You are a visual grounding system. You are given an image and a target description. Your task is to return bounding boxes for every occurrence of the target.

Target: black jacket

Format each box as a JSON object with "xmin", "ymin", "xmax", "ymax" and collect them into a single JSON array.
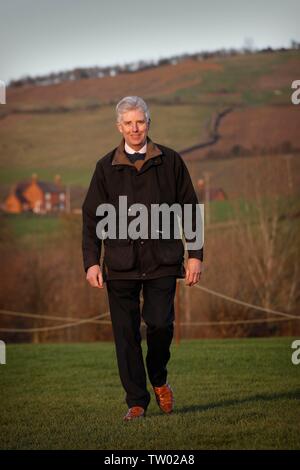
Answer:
[{"xmin": 82, "ymin": 136, "xmax": 203, "ymax": 281}]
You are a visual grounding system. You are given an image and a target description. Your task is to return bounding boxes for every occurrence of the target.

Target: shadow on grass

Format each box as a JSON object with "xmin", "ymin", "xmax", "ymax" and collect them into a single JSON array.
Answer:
[{"xmin": 176, "ymin": 389, "xmax": 300, "ymax": 415}]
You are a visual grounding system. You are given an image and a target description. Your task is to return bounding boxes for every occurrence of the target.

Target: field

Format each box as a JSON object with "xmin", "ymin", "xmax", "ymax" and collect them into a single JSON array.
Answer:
[
  {"xmin": 1, "ymin": 50, "xmax": 300, "ymax": 190},
  {"xmin": 0, "ymin": 338, "xmax": 299, "ymax": 450}
]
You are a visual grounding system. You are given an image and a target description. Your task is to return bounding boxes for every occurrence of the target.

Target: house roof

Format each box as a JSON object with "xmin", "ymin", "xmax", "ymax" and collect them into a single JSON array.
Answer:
[
  {"xmin": 37, "ymin": 181, "xmax": 65, "ymax": 194},
  {"xmin": 15, "ymin": 187, "xmax": 29, "ymax": 204},
  {"xmin": 8, "ymin": 179, "xmax": 66, "ymax": 204},
  {"xmin": 16, "ymin": 179, "xmax": 65, "ymax": 194}
]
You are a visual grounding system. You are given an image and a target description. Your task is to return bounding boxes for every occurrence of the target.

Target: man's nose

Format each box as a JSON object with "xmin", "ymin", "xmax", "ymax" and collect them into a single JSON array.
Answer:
[{"xmin": 131, "ymin": 123, "xmax": 138, "ymax": 131}]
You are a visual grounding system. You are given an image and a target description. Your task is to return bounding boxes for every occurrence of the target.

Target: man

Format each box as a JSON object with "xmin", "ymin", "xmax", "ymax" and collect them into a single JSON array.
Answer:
[{"xmin": 82, "ymin": 96, "xmax": 203, "ymax": 421}]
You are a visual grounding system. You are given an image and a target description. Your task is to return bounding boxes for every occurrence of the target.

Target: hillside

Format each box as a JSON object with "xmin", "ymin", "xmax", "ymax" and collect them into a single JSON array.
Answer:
[{"xmin": 0, "ymin": 49, "xmax": 300, "ymax": 199}]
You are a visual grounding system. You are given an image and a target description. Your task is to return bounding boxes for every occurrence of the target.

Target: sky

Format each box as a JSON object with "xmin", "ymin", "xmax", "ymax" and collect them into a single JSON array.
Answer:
[{"xmin": 0, "ymin": 0, "xmax": 299, "ymax": 83}]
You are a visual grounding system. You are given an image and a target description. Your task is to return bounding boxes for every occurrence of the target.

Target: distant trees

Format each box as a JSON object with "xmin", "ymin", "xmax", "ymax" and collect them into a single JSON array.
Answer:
[
  {"xmin": 8, "ymin": 44, "xmax": 295, "ymax": 89},
  {"xmin": 291, "ymin": 40, "xmax": 300, "ymax": 49}
]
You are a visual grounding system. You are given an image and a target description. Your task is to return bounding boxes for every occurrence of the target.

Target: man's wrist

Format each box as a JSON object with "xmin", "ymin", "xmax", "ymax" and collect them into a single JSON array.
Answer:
[
  {"xmin": 187, "ymin": 253, "xmax": 203, "ymax": 262},
  {"xmin": 85, "ymin": 263, "xmax": 101, "ymax": 273}
]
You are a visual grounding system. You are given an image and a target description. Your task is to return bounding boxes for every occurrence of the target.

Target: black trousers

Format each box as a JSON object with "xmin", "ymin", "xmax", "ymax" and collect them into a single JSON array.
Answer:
[{"xmin": 106, "ymin": 276, "xmax": 177, "ymax": 409}]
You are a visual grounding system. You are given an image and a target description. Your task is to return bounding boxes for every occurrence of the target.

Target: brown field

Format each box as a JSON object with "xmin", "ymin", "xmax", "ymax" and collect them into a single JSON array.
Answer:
[
  {"xmin": 5, "ymin": 59, "xmax": 223, "ymax": 109},
  {"xmin": 257, "ymin": 57, "xmax": 300, "ymax": 89},
  {"xmin": 184, "ymin": 105, "xmax": 300, "ymax": 161}
]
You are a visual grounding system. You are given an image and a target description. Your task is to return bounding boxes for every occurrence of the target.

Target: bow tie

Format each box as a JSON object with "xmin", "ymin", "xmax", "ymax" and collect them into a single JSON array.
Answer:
[{"xmin": 126, "ymin": 152, "xmax": 146, "ymax": 163}]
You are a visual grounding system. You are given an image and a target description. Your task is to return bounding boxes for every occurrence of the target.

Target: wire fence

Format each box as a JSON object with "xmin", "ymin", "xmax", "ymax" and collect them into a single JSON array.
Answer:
[{"xmin": 0, "ymin": 280, "xmax": 298, "ymax": 333}]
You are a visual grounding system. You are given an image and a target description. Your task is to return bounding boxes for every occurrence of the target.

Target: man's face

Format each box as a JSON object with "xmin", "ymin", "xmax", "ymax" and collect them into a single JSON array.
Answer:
[{"xmin": 117, "ymin": 108, "xmax": 149, "ymax": 150}]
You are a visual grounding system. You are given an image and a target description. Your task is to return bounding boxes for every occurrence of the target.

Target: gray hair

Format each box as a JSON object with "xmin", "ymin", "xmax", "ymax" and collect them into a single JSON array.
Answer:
[{"xmin": 116, "ymin": 96, "xmax": 150, "ymax": 124}]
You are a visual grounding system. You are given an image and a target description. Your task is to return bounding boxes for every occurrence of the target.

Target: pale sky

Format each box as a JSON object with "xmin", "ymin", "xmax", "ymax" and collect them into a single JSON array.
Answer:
[{"xmin": 0, "ymin": 0, "xmax": 299, "ymax": 83}]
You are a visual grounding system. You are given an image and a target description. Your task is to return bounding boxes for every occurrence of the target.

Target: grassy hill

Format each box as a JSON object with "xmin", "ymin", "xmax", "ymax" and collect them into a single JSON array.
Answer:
[
  {"xmin": 0, "ymin": 338, "xmax": 299, "ymax": 450},
  {"xmin": 4, "ymin": 50, "xmax": 299, "ymax": 110},
  {"xmin": 0, "ymin": 49, "xmax": 299, "ymax": 191}
]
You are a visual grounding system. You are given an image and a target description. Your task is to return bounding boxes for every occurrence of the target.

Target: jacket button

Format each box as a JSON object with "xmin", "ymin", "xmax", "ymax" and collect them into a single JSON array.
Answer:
[
  {"xmin": 142, "ymin": 273, "xmax": 146, "ymax": 277},
  {"xmin": 140, "ymin": 241, "xmax": 144, "ymax": 245}
]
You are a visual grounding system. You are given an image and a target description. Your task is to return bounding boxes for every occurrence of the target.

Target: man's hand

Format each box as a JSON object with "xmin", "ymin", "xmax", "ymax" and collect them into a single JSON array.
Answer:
[
  {"xmin": 185, "ymin": 258, "xmax": 202, "ymax": 287},
  {"xmin": 86, "ymin": 264, "xmax": 104, "ymax": 289}
]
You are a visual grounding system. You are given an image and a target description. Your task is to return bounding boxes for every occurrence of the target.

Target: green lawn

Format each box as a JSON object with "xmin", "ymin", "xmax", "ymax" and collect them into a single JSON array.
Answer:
[
  {"xmin": 0, "ymin": 338, "xmax": 299, "ymax": 450},
  {"xmin": 1, "ymin": 213, "xmax": 62, "ymax": 238}
]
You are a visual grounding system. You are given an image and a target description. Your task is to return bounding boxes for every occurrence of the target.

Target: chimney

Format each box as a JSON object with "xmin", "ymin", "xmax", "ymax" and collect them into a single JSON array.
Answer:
[
  {"xmin": 31, "ymin": 173, "xmax": 38, "ymax": 183},
  {"xmin": 54, "ymin": 174, "xmax": 61, "ymax": 186}
]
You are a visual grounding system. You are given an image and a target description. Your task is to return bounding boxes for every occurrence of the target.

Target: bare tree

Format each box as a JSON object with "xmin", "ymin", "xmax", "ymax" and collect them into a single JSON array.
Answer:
[{"xmin": 232, "ymin": 155, "xmax": 300, "ymax": 334}]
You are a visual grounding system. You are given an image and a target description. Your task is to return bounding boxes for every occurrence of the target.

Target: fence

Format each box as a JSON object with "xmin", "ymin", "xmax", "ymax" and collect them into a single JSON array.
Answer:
[{"xmin": 0, "ymin": 281, "xmax": 299, "ymax": 342}]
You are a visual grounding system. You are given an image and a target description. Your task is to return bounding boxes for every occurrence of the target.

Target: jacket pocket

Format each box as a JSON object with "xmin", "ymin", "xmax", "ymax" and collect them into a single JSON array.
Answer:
[
  {"xmin": 154, "ymin": 239, "xmax": 184, "ymax": 266},
  {"xmin": 104, "ymin": 238, "xmax": 137, "ymax": 272}
]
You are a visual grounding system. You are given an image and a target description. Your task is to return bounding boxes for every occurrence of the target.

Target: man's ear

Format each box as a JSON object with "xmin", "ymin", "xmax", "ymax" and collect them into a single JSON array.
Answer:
[
  {"xmin": 148, "ymin": 118, "xmax": 151, "ymax": 129},
  {"xmin": 116, "ymin": 122, "xmax": 122, "ymax": 133}
]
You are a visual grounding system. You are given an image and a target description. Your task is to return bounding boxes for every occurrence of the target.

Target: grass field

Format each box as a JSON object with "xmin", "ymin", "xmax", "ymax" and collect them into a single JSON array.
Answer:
[{"xmin": 1, "ymin": 338, "xmax": 299, "ymax": 450}]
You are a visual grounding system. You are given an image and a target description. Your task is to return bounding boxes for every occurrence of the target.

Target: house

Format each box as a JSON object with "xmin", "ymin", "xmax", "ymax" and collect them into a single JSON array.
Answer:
[
  {"xmin": 4, "ymin": 174, "xmax": 67, "ymax": 214},
  {"xmin": 196, "ymin": 178, "xmax": 227, "ymax": 202}
]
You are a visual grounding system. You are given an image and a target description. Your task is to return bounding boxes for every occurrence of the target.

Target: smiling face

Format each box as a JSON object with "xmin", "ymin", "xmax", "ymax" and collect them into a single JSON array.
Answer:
[{"xmin": 117, "ymin": 108, "xmax": 150, "ymax": 151}]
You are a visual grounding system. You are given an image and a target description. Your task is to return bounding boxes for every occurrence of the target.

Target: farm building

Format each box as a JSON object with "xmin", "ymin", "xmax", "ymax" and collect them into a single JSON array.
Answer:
[
  {"xmin": 196, "ymin": 178, "xmax": 227, "ymax": 202},
  {"xmin": 4, "ymin": 174, "xmax": 67, "ymax": 214}
]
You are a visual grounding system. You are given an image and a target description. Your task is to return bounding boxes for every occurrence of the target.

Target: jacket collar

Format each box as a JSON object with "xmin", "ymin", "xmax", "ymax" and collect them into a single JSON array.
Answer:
[{"xmin": 112, "ymin": 136, "xmax": 162, "ymax": 170}]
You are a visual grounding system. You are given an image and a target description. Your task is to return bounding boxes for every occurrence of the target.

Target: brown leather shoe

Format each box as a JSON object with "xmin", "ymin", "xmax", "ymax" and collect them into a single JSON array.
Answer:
[
  {"xmin": 123, "ymin": 406, "xmax": 146, "ymax": 421},
  {"xmin": 153, "ymin": 383, "xmax": 174, "ymax": 414}
]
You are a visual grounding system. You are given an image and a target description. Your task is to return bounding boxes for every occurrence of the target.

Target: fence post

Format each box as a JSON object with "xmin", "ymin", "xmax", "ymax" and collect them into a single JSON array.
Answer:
[{"xmin": 175, "ymin": 279, "xmax": 181, "ymax": 345}]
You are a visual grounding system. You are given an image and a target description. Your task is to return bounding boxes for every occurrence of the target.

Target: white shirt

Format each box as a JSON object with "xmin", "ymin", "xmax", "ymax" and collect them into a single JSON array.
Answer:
[{"xmin": 125, "ymin": 141, "xmax": 147, "ymax": 154}]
